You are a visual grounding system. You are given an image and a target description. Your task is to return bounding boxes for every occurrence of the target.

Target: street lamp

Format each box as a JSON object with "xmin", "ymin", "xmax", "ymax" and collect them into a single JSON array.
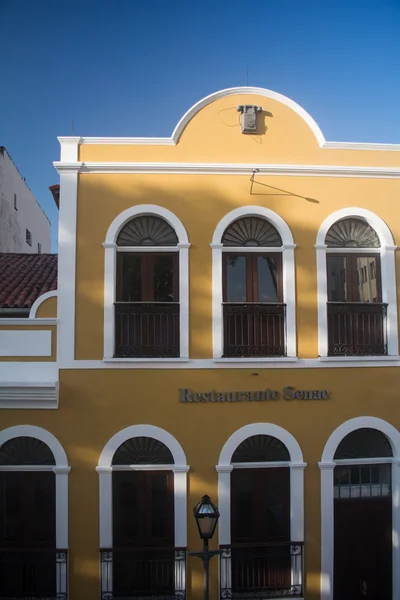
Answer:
[{"xmin": 190, "ymin": 495, "xmax": 222, "ymax": 600}]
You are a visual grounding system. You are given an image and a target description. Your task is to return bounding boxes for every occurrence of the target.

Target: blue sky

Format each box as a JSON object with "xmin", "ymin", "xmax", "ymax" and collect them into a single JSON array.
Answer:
[{"xmin": 1, "ymin": 0, "xmax": 400, "ymax": 252}]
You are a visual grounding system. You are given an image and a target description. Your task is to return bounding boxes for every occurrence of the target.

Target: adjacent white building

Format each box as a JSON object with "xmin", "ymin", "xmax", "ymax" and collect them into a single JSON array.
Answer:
[{"xmin": 0, "ymin": 146, "xmax": 51, "ymax": 253}]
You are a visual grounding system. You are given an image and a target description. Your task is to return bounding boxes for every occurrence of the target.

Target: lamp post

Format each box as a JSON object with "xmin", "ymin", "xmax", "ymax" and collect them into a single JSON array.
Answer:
[{"xmin": 190, "ymin": 495, "xmax": 222, "ymax": 600}]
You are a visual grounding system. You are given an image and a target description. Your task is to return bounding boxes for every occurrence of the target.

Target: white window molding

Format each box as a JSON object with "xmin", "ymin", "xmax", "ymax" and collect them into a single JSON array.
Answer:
[
  {"xmin": 0, "ymin": 425, "xmax": 70, "ymax": 548},
  {"xmin": 319, "ymin": 416, "xmax": 400, "ymax": 600},
  {"xmin": 217, "ymin": 423, "xmax": 305, "ymax": 597},
  {"xmin": 97, "ymin": 424, "xmax": 189, "ymax": 549},
  {"xmin": 217, "ymin": 423, "xmax": 305, "ymax": 546},
  {"xmin": 103, "ymin": 205, "xmax": 190, "ymax": 360},
  {"xmin": 29, "ymin": 291, "xmax": 57, "ymax": 318},
  {"xmin": 315, "ymin": 207, "xmax": 398, "ymax": 357},
  {"xmin": 211, "ymin": 206, "xmax": 296, "ymax": 359}
]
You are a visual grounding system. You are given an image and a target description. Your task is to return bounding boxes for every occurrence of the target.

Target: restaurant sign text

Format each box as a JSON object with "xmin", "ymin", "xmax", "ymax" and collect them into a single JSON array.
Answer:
[{"xmin": 179, "ymin": 387, "xmax": 330, "ymax": 403}]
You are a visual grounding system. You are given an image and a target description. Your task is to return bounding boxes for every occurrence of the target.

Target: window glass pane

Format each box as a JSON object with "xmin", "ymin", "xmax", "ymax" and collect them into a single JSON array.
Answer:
[
  {"xmin": 118, "ymin": 255, "xmax": 142, "ymax": 302},
  {"xmin": 154, "ymin": 255, "xmax": 175, "ymax": 302},
  {"xmin": 257, "ymin": 256, "xmax": 279, "ymax": 302},
  {"xmin": 226, "ymin": 256, "xmax": 247, "ymax": 302},
  {"xmin": 327, "ymin": 256, "xmax": 348, "ymax": 301},
  {"xmin": 356, "ymin": 256, "xmax": 379, "ymax": 302}
]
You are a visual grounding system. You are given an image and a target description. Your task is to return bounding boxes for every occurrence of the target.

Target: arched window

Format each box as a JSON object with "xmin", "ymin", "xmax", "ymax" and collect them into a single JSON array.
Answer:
[
  {"xmin": 98, "ymin": 425, "xmax": 188, "ymax": 600},
  {"xmin": 103, "ymin": 205, "xmax": 190, "ymax": 360},
  {"xmin": 316, "ymin": 209, "xmax": 398, "ymax": 358},
  {"xmin": 211, "ymin": 207, "xmax": 296, "ymax": 359},
  {"xmin": 0, "ymin": 428, "xmax": 69, "ymax": 598},
  {"xmin": 217, "ymin": 425, "xmax": 305, "ymax": 599}
]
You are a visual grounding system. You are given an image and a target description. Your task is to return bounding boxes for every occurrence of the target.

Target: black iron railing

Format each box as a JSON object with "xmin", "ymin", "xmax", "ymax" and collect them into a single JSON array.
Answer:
[
  {"xmin": 0, "ymin": 548, "xmax": 68, "ymax": 599},
  {"xmin": 223, "ymin": 303, "xmax": 286, "ymax": 357},
  {"xmin": 114, "ymin": 302, "xmax": 180, "ymax": 358},
  {"xmin": 219, "ymin": 542, "xmax": 303, "ymax": 599},
  {"xmin": 100, "ymin": 547, "xmax": 186, "ymax": 600},
  {"xmin": 327, "ymin": 302, "xmax": 388, "ymax": 356}
]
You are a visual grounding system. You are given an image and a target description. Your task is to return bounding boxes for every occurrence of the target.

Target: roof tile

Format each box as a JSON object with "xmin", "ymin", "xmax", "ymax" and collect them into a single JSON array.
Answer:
[{"xmin": 0, "ymin": 254, "xmax": 58, "ymax": 308}]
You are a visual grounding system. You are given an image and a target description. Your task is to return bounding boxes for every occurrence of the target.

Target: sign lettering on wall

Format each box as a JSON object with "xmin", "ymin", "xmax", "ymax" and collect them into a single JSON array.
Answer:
[{"xmin": 179, "ymin": 387, "xmax": 330, "ymax": 403}]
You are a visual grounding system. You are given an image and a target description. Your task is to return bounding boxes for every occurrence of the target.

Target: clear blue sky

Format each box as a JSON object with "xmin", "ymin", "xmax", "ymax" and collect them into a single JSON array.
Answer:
[{"xmin": 1, "ymin": 0, "xmax": 400, "ymax": 252}]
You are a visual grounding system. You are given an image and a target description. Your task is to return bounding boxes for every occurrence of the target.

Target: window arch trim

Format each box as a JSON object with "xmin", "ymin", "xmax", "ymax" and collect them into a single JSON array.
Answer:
[
  {"xmin": 315, "ymin": 207, "xmax": 398, "ymax": 358},
  {"xmin": 211, "ymin": 206, "xmax": 296, "ymax": 359},
  {"xmin": 216, "ymin": 423, "xmax": 305, "ymax": 547},
  {"xmin": 0, "ymin": 425, "xmax": 70, "ymax": 549},
  {"xmin": 103, "ymin": 205, "xmax": 190, "ymax": 360},
  {"xmin": 97, "ymin": 424, "xmax": 189, "ymax": 549}
]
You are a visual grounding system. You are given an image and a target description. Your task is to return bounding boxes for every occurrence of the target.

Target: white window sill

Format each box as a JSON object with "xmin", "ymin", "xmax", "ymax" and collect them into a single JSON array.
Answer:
[
  {"xmin": 213, "ymin": 357, "xmax": 298, "ymax": 363},
  {"xmin": 319, "ymin": 355, "xmax": 400, "ymax": 363},
  {"xmin": 103, "ymin": 357, "xmax": 190, "ymax": 363}
]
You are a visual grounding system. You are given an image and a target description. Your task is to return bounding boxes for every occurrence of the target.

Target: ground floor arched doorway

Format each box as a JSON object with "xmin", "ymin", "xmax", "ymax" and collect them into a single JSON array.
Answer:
[{"xmin": 333, "ymin": 428, "xmax": 392, "ymax": 600}]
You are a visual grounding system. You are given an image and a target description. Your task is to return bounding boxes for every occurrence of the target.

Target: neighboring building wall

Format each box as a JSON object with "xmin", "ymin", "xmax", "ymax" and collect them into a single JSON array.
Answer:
[{"xmin": 0, "ymin": 146, "xmax": 51, "ymax": 253}]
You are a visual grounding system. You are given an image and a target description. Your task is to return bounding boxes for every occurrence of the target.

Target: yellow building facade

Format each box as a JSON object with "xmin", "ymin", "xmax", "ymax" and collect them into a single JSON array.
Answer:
[{"xmin": 1, "ymin": 87, "xmax": 400, "ymax": 600}]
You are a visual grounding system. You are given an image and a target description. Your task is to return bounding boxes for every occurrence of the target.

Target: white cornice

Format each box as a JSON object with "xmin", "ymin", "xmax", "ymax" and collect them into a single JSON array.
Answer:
[
  {"xmin": 0, "ymin": 381, "xmax": 58, "ymax": 409},
  {"xmin": 0, "ymin": 318, "xmax": 57, "ymax": 326},
  {"xmin": 57, "ymin": 86, "xmax": 400, "ymax": 151},
  {"xmin": 53, "ymin": 161, "xmax": 83, "ymax": 174},
  {"xmin": 80, "ymin": 137, "xmax": 176, "ymax": 146},
  {"xmin": 323, "ymin": 141, "xmax": 400, "ymax": 152},
  {"xmin": 54, "ymin": 161, "xmax": 400, "ymax": 178}
]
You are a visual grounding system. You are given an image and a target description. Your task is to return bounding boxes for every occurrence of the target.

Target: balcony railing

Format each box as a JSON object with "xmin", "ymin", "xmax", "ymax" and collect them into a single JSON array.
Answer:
[
  {"xmin": 219, "ymin": 542, "xmax": 303, "ymax": 600},
  {"xmin": 327, "ymin": 302, "xmax": 388, "ymax": 356},
  {"xmin": 114, "ymin": 303, "xmax": 180, "ymax": 358},
  {"xmin": 223, "ymin": 303, "xmax": 286, "ymax": 357},
  {"xmin": 100, "ymin": 547, "xmax": 186, "ymax": 600},
  {"xmin": 0, "ymin": 548, "xmax": 68, "ymax": 599}
]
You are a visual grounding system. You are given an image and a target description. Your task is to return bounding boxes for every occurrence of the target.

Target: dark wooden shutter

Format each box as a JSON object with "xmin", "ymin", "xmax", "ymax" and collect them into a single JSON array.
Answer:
[{"xmin": 231, "ymin": 468, "xmax": 290, "ymax": 544}]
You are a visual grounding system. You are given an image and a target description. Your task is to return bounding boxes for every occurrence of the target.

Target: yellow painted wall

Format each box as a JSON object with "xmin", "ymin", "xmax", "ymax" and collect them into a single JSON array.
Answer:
[
  {"xmin": 75, "ymin": 173, "xmax": 400, "ymax": 360},
  {"xmin": 35, "ymin": 295, "xmax": 57, "ymax": 318},
  {"xmin": 1, "ymin": 366, "xmax": 399, "ymax": 599},
  {"xmin": 78, "ymin": 94, "xmax": 400, "ymax": 168},
  {"xmin": 74, "ymin": 91, "xmax": 400, "ymax": 360},
  {"xmin": 5, "ymin": 91, "xmax": 400, "ymax": 599}
]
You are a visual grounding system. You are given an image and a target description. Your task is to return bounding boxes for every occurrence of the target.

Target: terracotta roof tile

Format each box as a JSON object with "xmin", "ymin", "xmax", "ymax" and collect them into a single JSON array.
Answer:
[{"xmin": 0, "ymin": 254, "xmax": 58, "ymax": 308}]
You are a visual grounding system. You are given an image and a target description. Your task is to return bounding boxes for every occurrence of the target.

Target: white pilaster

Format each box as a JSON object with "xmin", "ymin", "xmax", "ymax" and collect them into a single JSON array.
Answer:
[
  {"xmin": 319, "ymin": 462, "xmax": 335, "ymax": 600},
  {"xmin": 217, "ymin": 465, "xmax": 233, "ymax": 545},
  {"xmin": 57, "ymin": 168, "xmax": 79, "ymax": 365},
  {"xmin": 54, "ymin": 466, "xmax": 71, "ymax": 549}
]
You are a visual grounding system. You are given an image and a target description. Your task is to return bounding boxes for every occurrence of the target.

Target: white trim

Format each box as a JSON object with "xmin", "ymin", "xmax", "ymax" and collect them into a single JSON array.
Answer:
[
  {"xmin": 0, "ymin": 318, "xmax": 57, "ymax": 326},
  {"xmin": 61, "ymin": 87, "xmax": 400, "ymax": 151},
  {"xmin": 29, "ymin": 291, "xmax": 58, "ymax": 318},
  {"xmin": 217, "ymin": 423, "xmax": 305, "ymax": 546},
  {"xmin": 0, "ymin": 425, "xmax": 69, "ymax": 548},
  {"xmin": 57, "ymin": 170, "xmax": 78, "ymax": 365},
  {"xmin": 103, "ymin": 205, "xmax": 190, "ymax": 359},
  {"xmin": 316, "ymin": 207, "xmax": 398, "ymax": 357},
  {"xmin": 0, "ymin": 330, "xmax": 52, "ymax": 357},
  {"xmin": 37, "ymin": 356, "xmax": 400, "ymax": 369},
  {"xmin": 319, "ymin": 417, "xmax": 400, "ymax": 600},
  {"xmin": 211, "ymin": 206, "xmax": 296, "ymax": 359},
  {"xmin": 58, "ymin": 137, "xmax": 81, "ymax": 161},
  {"xmin": 98, "ymin": 425, "xmax": 188, "ymax": 548},
  {"xmin": 0, "ymin": 381, "xmax": 59, "ymax": 409},
  {"xmin": 54, "ymin": 161, "xmax": 400, "ymax": 178}
]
